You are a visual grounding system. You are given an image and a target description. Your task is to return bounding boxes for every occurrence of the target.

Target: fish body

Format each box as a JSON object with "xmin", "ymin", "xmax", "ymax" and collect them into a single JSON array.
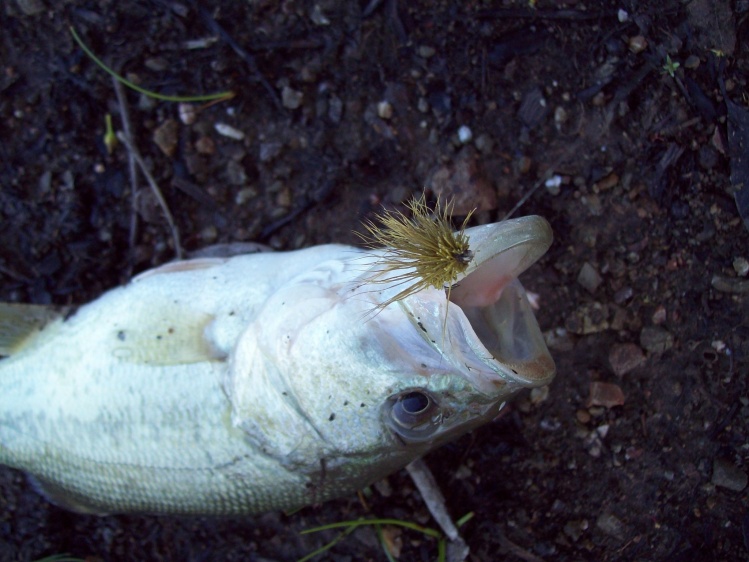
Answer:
[{"xmin": 0, "ymin": 216, "xmax": 555, "ymax": 515}]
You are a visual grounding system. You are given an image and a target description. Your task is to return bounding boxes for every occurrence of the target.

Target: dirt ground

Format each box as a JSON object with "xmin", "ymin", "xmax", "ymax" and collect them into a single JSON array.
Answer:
[{"xmin": 1, "ymin": 0, "xmax": 748, "ymax": 560}]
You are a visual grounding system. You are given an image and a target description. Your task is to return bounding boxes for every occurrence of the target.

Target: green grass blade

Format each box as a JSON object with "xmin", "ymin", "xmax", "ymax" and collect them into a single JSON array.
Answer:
[{"xmin": 70, "ymin": 27, "xmax": 234, "ymax": 103}]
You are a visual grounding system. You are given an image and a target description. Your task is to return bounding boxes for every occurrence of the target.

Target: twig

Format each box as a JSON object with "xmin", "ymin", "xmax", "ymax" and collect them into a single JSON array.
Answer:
[
  {"xmin": 116, "ymin": 131, "xmax": 183, "ymax": 260},
  {"xmin": 111, "ymin": 77, "xmax": 140, "ymax": 277}
]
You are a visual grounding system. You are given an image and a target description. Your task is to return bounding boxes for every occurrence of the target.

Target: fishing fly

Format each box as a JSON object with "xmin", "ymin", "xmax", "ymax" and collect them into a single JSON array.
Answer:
[{"xmin": 357, "ymin": 193, "xmax": 476, "ymax": 311}]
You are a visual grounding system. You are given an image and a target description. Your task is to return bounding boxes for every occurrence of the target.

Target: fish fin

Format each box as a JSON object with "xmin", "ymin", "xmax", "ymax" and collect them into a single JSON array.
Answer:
[
  {"xmin": 132, "ymin": 257, "xmax": 228, "ymax": 282},
  {"xmin": 108, "ymin": 303, "xmax": 226, "ymax": 366},
  {"xmin": 27, "ymin": 474, "xmax": 110, "ymax": 515},
  {"xmin": 0, "ymin": 303, "xmax": 70, "ymax": 356}
]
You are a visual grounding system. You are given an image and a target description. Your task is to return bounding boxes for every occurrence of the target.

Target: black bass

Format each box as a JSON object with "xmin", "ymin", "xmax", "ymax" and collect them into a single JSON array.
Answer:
[{"xmin": 0, "ymin": 216, "xmax": 554, "ymax": 515}]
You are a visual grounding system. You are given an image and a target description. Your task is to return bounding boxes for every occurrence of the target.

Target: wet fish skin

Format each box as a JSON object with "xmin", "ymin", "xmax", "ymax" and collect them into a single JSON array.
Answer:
[{"xmin": 0, "ymin": 217, "xmax": 555, "ymax": 516}]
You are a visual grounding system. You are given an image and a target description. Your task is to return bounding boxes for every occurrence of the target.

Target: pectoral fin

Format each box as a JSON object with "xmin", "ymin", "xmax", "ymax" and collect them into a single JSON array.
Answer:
[
  {"xmin": 0, "ymin": 303, "xmax": 70, "ymax": 356},
  {"xmin": 109, "ymin": 303, "xmax": 225, "ymax": 366}
]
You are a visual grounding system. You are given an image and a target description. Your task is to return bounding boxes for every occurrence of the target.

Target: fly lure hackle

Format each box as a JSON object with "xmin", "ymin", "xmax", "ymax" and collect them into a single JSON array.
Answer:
[{"xmin": 356, "ymin": 193, "xmax": 476, "ymax": 310}]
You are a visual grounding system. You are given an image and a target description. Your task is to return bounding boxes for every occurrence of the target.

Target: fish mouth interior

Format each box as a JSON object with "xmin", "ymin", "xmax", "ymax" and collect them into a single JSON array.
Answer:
[{"xmin": 447, "ymin": 238, "xmax": 555, "ymax": 388}]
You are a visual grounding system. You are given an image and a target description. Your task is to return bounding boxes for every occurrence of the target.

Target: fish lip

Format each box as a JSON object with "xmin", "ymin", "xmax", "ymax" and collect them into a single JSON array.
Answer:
[{"xmin": 400, "ymin": 216, "xmax": 556, "ymax": 395}]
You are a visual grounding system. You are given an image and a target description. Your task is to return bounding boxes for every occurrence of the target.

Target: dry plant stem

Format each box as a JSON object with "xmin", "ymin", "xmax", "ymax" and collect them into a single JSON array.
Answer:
[
  {"xmin": 115, "ymin": 131, "xmax": 183, "ymax": 260},
  {"xmin": 111, "ymin": 78, "xmax": 140, "ymax": 276}
]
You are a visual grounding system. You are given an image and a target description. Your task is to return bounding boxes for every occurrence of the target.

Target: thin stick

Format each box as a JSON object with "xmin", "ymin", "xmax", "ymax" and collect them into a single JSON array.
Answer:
[
  {"xmin": 116, "ymin": 131, "xmax": 183, "ymax": 260},
  {"xmin": 111, "ymin": 77, "xmax": 139, "ymax": 276}
]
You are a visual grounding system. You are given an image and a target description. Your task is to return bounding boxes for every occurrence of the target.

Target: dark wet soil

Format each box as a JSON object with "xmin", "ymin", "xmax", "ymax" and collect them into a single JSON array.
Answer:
[{"xmin": 1, "ymin": 1, "xmax": 748, "ymax": 560}]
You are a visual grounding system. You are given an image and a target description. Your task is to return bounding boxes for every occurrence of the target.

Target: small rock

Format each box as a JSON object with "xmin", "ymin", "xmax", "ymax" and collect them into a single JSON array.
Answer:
[
  {"xmin": 530, "ymin": 385, "xmax": 549, "ymax": 405},
  {"xmin": 596, "ymin": 513, "xmax": 625, "ymax": 540},
  {"xmin": 651, "ymin": 305, "xmax": 667, "ymax": 325},
  {"xmin": 518, "ymin": 87, "xmax": 548, "ymax": 128},
  {"xmin": 457, "ymin": 125, "xmax": 473, "ymax": 144},
  {"xmin": 153, "ymin": 119, "xmax": 179, "ymax": 157},
  {"xmin": 609, "ymin": 343, "xmax": 646, "ymax": 377},
  {"xmin": 309, "ymin": 4, "xmax": 330, "ymax": 25},
  {"xmin": 226, "ymin": 160, "xmax": 247, "ymax": 186},
  {"xmin": 627, "ymin": 35, "xmax": 647, "ymax": 53},
  {"xmin": 577, "ymin": 262, "xmax": 602, "ymax": 294},
  {"xmin": 593, "ymin": 172, "xmax": 619, "ymax": 191},
  {"xmin": 712, "ymin": 458, "xmax": 748, "ymax": 491},
  {"xmin": 418, "ymin": 45, "xmax": 436, "ymax": 58},
  {"xmin": 377, "ymin": 100, "xmax": 393, "ymax": 120},
  {"xmin": 178, "ymin": 103, "xmax": 197, "ymax": 125},
  {"xmin": 640, "ymin": 326, "xmax": 674, "ymax": 353},
  {"xmin": 474, "ymin": 133, "xmax": 494, "ymax": 154},
  {"xmin": 144, "ymin": 57, "xmax": 169, "ymax": 72},
  {"xmin": 259, "ymin": 141, "xmax": 283, "ymax": 162},
  {"xmin": 282, "ymin": 86, "xmax": 304, "ymax": 109},
  {"xmin": 544, "ymin": 175, "xmax": 562, "ymax": 196},
  {"xmin": 733, "ymin": 257, "xmax": 749, "ymax": 276},
  {"xmin": 576, "ymin": 409, "xmax": 591, "ymax": 424},
  {"xmin": 565, "ymin": 302, "xmax": 609, "ymax": 335},
  {"xmin": 587, "ymin": 382, "xmax": 625, "ymax": 408},
  {"xmin": 194, "ymin": 136, "xmax": 215, "ymax": 155},
  {"xmin": 684, "ymin": 54, "xmax": 701, "ymax": 69},
  {"xmin": 215, "ymin": 123, "xmax": 245, "ymax": 140},
  {"xmin": 427, "ymin": 148, "xmax": 497, "ymax": 214},
  {"xmin": 563, "ymin": 519, "xmax": 588, "ymax": 542}
]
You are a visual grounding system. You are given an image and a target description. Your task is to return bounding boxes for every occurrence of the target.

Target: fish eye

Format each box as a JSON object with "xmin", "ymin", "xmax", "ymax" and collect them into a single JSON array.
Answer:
[{"xmin": 388, "ymin": 390, "xmax": 441, "ymax": 441}]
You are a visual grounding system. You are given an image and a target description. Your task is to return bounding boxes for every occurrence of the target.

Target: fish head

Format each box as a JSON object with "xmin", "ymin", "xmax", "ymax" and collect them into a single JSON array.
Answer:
[{"xmin": 225, "ymin": 216, "xmax": 554, "ymax": 503}]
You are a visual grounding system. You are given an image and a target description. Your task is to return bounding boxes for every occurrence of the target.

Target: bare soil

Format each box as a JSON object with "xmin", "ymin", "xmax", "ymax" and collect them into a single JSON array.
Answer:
[{"xmin": 1, "ymin": 1, "xmax": 748, "ymax": 560}]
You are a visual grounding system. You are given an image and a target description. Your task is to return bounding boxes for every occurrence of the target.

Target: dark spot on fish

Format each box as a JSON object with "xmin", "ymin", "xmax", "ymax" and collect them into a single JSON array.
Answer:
[
  {"xmin": 417, "ymin": 321, "xmax": 427, "ymax": 333},
  {"xmin": 360, "ymin": 403, "xmax": 366, "ymax": 407},
  {"xmin": 421, "ymin": 363, "xmax": 427, "ymax": 368},
  {"xmin": 229, "ymin": 311, "xmax": 235, "ymax": 316},
  {"xmin": 156, "ymin": 335, "xmax": 163, "ymax": 340},
  {"xmin": 117, "ymin": 330, "xmax": 126, "ymax": 341},
  {"xmin": 511, "ymin": 369, "xmax": 518, "ymax": 374},
  {"xmin": 343, "ymin": 400, "xmax": 349, "ymax": 406},
  {"xmin": 430, "ymin": 339, "xmax": 436, "ymax": 343},
  {"xmin": 282, "ymin": 391, "xmax": 288, "ymax": 396},
  {"xmin": 328, "ymin": 413, "xmax": 335, "ymax": 421},
  {"xmin": 168, "ymin": 327, "xmax": 175, "ymax": 334}
]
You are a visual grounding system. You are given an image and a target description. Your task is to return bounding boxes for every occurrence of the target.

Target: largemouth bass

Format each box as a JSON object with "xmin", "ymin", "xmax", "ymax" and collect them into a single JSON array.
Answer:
[{"xmin": 0, "ymin": 216, "xmax": 554, "ymax": 516}]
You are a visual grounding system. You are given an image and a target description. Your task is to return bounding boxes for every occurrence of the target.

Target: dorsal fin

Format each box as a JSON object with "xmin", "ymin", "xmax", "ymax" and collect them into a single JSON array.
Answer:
[{"xmin": 0, "ymin": 303, "xmax": 70, "ymax": 356}]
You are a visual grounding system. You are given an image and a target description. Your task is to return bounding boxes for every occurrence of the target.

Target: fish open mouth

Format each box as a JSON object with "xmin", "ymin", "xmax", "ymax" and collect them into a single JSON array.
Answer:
[{"xmin": 400, "ymin": 216, "xmax": 555, "ymax": 395}]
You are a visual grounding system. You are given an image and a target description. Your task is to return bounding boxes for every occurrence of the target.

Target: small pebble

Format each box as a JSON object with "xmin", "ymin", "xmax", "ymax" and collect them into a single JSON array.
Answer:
[
  {"xmin": 457, "ymin": 125, "xmax": 472, "ymax": 144},
  {"xmin": 712, "ymin": 458, "xmax": 748, "ymax": 491},
  {"xmin": 418, "ymin": 45, "xmax": 436, "ymax": 58},
  {"xmin": 544, "ymin": 175, "xmax": 562, "ymax": 196},
  {"xmin": 153, "ymin": 119, "xmax": 179, "ymax": 157},
  {"xmin": 215, "ymin": 123, "xmax": 245, "ymax": 140},
  {"xmin": 733, "ymin": 257, "xmax": 749, "ymax": 276},
  {"xmin": 178, "ymin": 103, "xmax": 197, "ymax": 125},
  {"xmin": 651, "ymin": 305, "xmax": 667, "ymax": 325},
  {"xmin": 627, "ymin": 35, "xmax": 647, "ymax": 54},
  {"xmin": 282, "ymin": 86, "xmax": 304, "ymax": 109},
  {"xmin": 577, "ymin": 262, "xmax": 602, "ymax": 293},
  {"xmin": 377, "ymin": 101, "xmax": 393, "ymax": 120},
  {"xmin": 640, "ymin": 326, "xmax": 674, "ymax": 353},
  {"xmin": 194, "ymin": 136, "xmax": 215, "ymax": 155},
  {"xmin": 608, "ymin": 343, "xmax": 646, "ymax": 377},
  {"xmin": 474, "ymin": 133, "xmax": 494, "ymax": 154},
  {"xmin": 596, "ymin": 513, "xmax": 625, "ymax": 539},
  {"xmin": 684, "ymin": 54, "xmax": 701, "ymax": 69},
  {"xmin": 587, "ymin": 382, "xmax": 625, "ymax": 408}
]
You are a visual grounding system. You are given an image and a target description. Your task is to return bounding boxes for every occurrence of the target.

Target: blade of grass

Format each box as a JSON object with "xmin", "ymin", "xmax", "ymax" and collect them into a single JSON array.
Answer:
[
  {"xmin": 301, "ymin": 517, "xmax": 442, "ymax": 539},
  {"xmin": 70, "ymin": 27, "xmax": 234, "ymax": 103}
]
